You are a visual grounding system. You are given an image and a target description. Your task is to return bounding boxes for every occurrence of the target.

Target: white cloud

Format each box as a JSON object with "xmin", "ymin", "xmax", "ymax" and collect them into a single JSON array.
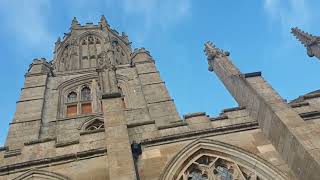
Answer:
[{"xmin": 263, "ymin": 0, "xmax": 311, "ymax": 32}]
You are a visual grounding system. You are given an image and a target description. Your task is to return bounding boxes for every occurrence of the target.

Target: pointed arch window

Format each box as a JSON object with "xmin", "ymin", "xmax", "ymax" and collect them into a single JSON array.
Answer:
[
  {"xmin": 160, "ymin": 140, "xmax": 288, "ymax": 180},
  {"xmin": 65, "ymin": 85, "xmax": 94, "ymax": 117},
  {"xmin": 67, "ymin": 91, "xmax": 77, "ymax": 103},
  {"xmin": 81, "ymin": 86, "xmax": 91, "ymax": 101}
]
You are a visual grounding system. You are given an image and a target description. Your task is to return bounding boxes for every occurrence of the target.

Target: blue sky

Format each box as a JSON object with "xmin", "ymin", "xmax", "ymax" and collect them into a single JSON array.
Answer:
[{"xmin": 0, "ymin": 0, "xmax": 320, "ymax": 145}]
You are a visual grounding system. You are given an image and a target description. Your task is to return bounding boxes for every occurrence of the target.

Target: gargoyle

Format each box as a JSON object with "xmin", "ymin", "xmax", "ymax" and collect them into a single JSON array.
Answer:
[{"xmin": 291, "ymin": 27, "xmax": 320, "ymax": 60}]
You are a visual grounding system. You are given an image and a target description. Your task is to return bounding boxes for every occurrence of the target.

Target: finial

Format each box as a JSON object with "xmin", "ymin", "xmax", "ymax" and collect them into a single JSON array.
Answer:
[
  {"xmin": 56, "ymin": 37, "xmax": 61, "ymax": 44},
  {"xmin": 204, "ymin": 41, "xmax": 229, "ymax": 60},
  {"xmin": 100, "ymin": 15, "xmax": 108, "ymax": 27},
  {"xmin": 291, "ymin": 27, "xmax": 320, "ymax": 59},
  {"xmin": 204, "ymin": 41, "xmax": 230, "ymax": 71},
  {"xmin": 71, "ymin": 17, "xmax": 79, "ymax": 29}
]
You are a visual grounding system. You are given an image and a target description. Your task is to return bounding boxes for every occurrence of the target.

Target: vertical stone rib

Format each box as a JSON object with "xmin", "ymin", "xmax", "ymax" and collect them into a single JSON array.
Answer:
[
  {"xmin": 102, "ymin": 93, "xmax": 137, "ymax": 180},
  {"xmin": 204, "ymin": 42, "xmax": 320, "ymax": 180}
]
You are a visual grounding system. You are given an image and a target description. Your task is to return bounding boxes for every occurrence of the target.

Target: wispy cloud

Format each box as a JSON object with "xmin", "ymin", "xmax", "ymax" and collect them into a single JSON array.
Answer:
[
  {"xmin": 121, "ymin": 0, "xmax": 191, "ymax": 44},
  {"xmin": 263, "ymin": 0, "xmax": 311, "ymax": 32},
  {"xmin": 0, "ymin": 0, "xmax": 54, "ymax": 49},
  {"xmin": 122, "ymin": 0, "xmax": 191, "ymax": 29}
]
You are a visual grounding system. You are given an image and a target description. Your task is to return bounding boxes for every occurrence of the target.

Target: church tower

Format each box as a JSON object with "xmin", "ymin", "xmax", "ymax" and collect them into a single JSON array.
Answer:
[{"xmin": 1, "ymin": 16, "xmax": 319, "ymax": 180}]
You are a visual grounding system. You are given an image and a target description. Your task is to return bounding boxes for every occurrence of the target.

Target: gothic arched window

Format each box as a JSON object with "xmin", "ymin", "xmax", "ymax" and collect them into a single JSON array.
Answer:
[
  {"xmin": 80, "ymin": 86, "xmax": 92, "ymax": 115},
  {"xmin": 67, "ymin": 92, "xmax": 77, "ymax": 102},
  {"xmin": 65, "ymin": 85, "xmax": 94, "ymax": 117},
  {"xmin": 81, "ymin": 87, "xmax": 91, "ymax": 101},
  {"xmin": 160, "ymin": 139, "xmax": 288, "ymax": 180}
]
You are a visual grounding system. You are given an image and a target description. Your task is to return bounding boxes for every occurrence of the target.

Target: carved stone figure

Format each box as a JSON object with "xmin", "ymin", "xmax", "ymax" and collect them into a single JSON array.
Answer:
[
  {"xmin": 204, "ymin": 41, "xmax": 230, "ymax": 71},
  {"xmin": 292, "ymin": 27, "xmax": 320, "ymax": 60}
]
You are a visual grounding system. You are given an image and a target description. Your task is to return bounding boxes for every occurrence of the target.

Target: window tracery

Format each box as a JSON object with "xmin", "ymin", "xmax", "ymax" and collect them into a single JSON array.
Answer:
[
  {"xmin": 81, "ymin": 86, "xmax": 91, "ymax": 101},
  {"xmin": 85, "ymin": 120, "xmax": 105, "ymax": 131},
  {"xmin": 80, "ymin": 35, "xmax": 102, "ymax": 68},
  {"xmin": 67, "ymin": 92, "xmax": 77, "ymax": 103},
  {"xmin": 65, "ymin": 85, "xmax": 94, "ymax": 117},
  {"xmin": 179, "ymin": 155, "xmax": 263, "ymax": 180}
]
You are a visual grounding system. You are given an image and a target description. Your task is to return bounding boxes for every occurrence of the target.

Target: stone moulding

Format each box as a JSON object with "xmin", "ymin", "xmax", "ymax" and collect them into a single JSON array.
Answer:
[
  {"xmin": 0, "ymin": 148, "xmax": 107, "ymax": 175},
  {"xmin": 13, "ymin": 169, "xmax": 71, "ymax": 180},
  {"xmin": 159, "ymin": 139, "xmax": 288, "ymax": 180},
  {"xmin": 55, "ymin": 140, "xmax": 79, "ymax": 148},
  {"xmin": 101, "ymin": 92, "xmax": 122, "ymax": 99},
  {"xmin": 80, "ymin": 128, "xmax": 105, "ymax": 135},
  {"xmin": 303, "ymin": 92, "xmax": 320, "ymax": 100},
  {"xmin": 183, "ymin": 112, "xmax": 206, "ymax": 119},
  {"xmin": 243, "ymin": 71, "xmax": 262, "ymax": 78},
  {"xmin": 299, "ymin": 110, "xmax": 320, "ymax": 120},
  {"xmin": 24, "ymin": 138, "xmax": 56, "ymax": 146},
  {"xmin": 222, "ymin": 106, "xmax": 246, "ymax": 113},
  {"xmin": 210, "ymin": 114, "xmax": 228, "ymax": 121},
  {"xmin": 127, "ymin": 120, "xmax": 155, "ymax": 128},
  {"xmin": 4, "ymin": 149, "xmax": 21, "ymax": 158},
  {"xmin": 0, "ymin": 146, "xmax": 8, "ymax": 152},
  {"xmin": 157, "ymin": 121, "xmax": 188, "ymax": 130},
  {"xmin": 142, "ymin": 121, "xmax": 259, "ymax": 146},
  {"xmin": 290, "ymin": 101, "xmax": 309, "ymax": 108}
]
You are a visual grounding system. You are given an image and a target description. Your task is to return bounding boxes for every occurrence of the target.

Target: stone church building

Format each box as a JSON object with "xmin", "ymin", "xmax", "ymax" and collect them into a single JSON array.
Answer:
[{"xmin": 0, "ymin": 16, "xmax": 319, "ymax": 180}]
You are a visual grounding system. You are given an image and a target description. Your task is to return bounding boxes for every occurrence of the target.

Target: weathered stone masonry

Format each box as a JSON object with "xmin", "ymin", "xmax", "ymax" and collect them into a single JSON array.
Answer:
[{"xmin": 0, "ymin": 16, "xmax": 319, "ymax": 180}]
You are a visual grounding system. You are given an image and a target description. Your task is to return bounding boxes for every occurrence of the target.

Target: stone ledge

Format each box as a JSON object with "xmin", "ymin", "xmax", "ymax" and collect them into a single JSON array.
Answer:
[
  {"xmin": 10, "ymin": 118, "xmax": 41, "ymax": 125},
  {"xmin": 80, "ymin": 129, "xmax": 105, "ymax": 136},
  {"xmin": 0, "ymin": 146, "xmax": 8, "ymax": 152},
  {"xmin": 210, "ymin": 115, "xmax": 228, "ymax": 121},
  {"xmin": 243, "ymin": 71, "xmax": 262, "ymax": 78},
  {"xmin": 25, "ymin": 72, "xmax": 50, "ymax": 77},
  {"xmin": 24, "ymin": 138, "xmax": 56, "ymax": 146},
  {"xmin": 142, "ymin": 81, "xmax": 165, "ymax": 86},
  {"xmin": 222, "ymin": 106, "xmax": 246, "ymax": 113},
  {"xmin": 21, "ymin": 85, "xmax": 46, "ymax": 90},
  {"xmin": 102, "ymin": 92, "xmax": 122, "ymax": 99},
  {"xmin": 183, "ymin": 112, "xmax": 206, "ymax": 119},
  {"xmin": 17, "ymin": 97, "xmax": 44, "ymax": 103},
  {"xmin": 157, "ymin": 121, "xmax": 188, "ymax": 130},
  {"xmin": 147, "ymin": 99, "xmax": 174, "ymax": 105},
  {"xmin": 55, "ymin": 140, "xmax": 79, "ymax": 148},
  {"xmin": 54, "ymin": 68, "xmax": 97, "ymax": 77},
  {"xmin": 55, "ymin": 113, "xmax": 102, "ymax": 122},
  {"xmin": 0, "ymin": 148, "xmax": 107, "ymax": 174},
  {"xmin": 127, "ymin": 120, "xmax": 155, "ymax": 128},
  {"xmin": 142, "ymin": 121, "xmax": 259, "ymax": 146},
  {"xmin": 290, "ymin": 102, "xmax": 309, "ymax": 108},
  {"xmin": 133, "ymin": 60, "xmax": 155, "ymax": 65},
  {"xmin": 4, "ymin": 149, "xmax": 21, "ymax": 158},
  {"xmin": 137, "ymin": 71, "xmax": 159, "ymax": 75},
  {"xmin": 299, "ymin": 111, "xmax": 320, "ymax": 120},
  {"xmin": 303, "ymin": 92, "xmax": 320, "ymax": 100}
]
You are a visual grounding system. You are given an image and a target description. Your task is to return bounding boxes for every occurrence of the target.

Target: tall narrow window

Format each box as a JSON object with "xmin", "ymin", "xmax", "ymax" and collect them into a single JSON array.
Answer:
[
  {"xmin": 81, "ymin": 87, "xmax": 91, "ymax": 101},
  {"xmin": 67, "ymin": 92, "xmax": 77, "ymax": 102}
]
